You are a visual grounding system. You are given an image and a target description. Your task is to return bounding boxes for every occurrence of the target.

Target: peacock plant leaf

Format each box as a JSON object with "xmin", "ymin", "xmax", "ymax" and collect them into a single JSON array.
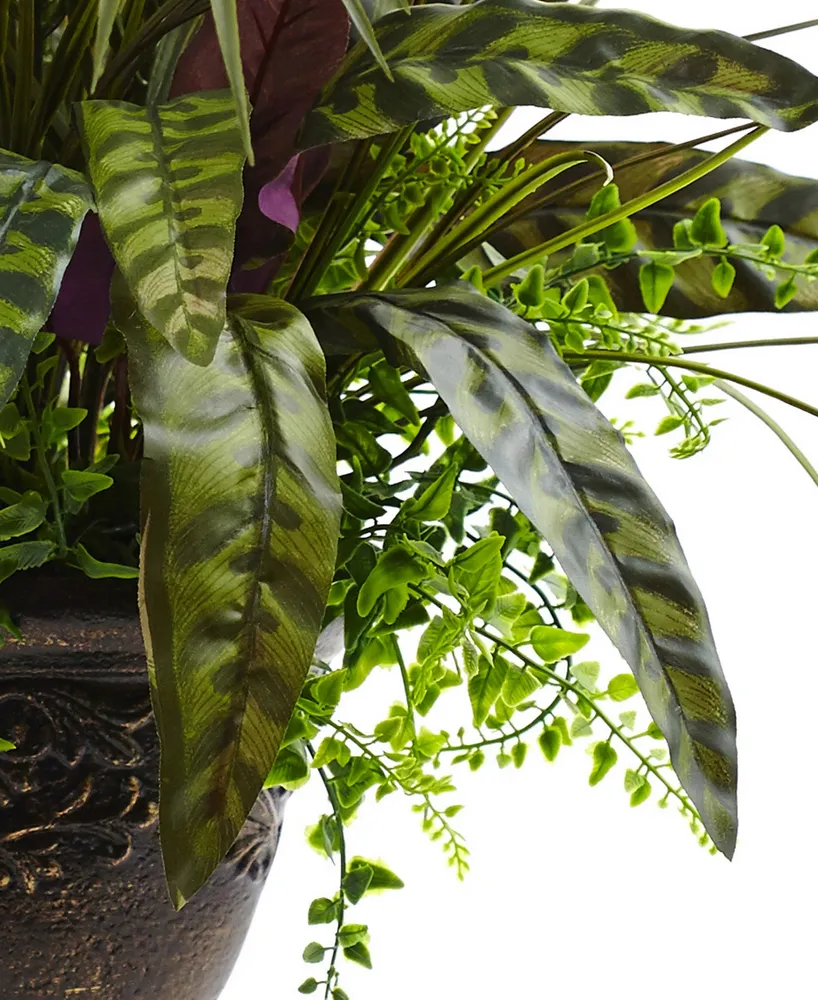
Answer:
[
  {"xmin": 77, "ymin": 91, "xmax": 246, "ymax": 368},
  {"xmin": 298, "ymin": 0, "xmax": 818, "ymax": 149},
  {"xmin": 0, "ymin": 149, "xmax": 94, "ymax": 408},
  {"xmin": 484, "ymin": 139, "xmax": 818, "ymax": 317},
  {"xmin": 114, "ymin": 280, "xmax": 342, "ymax": 906},
  {"xmin": 305, "ymin": 285, "xmax": 738, "ymax": 858}
]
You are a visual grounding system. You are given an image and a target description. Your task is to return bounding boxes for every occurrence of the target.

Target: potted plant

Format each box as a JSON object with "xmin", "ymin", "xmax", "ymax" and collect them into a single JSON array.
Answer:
[{"xmin": 2, "ymin": 1, "xmax": 818, "ymax": 997}]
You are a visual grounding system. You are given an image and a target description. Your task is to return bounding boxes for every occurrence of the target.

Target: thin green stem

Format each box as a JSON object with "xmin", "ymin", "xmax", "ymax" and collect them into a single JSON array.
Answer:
[
  {"xmin": 309, "ymin": 746, "xmax": 347, "ymax": 1000},
  {"xmin": 366, "ymin": 109, "xmax": 515, "ymax": 290},
  {"xmin": 681, "ymin": 337, "xmax": 818, "ymax": 354},
  {"xmin": 415, "ymin": 123, "xmax": 755, "ymax": 284},
  {"xmin": 744, "ymin": 18, "xmax": 818, "ymax": 41},
  {"xmin": 712, "ymin": 379, "xmax": 818, "ymax": 488},
  {"xmin": 20, "ymin": 377, "xmax": 68, "ymax": 557},
  {"xmin": 563, "ymin": 348, "xmax": 818, "ymax": 419},
  {"xmin": 481, "ymin": 126, "xmax": 768, "ymax": 287}
]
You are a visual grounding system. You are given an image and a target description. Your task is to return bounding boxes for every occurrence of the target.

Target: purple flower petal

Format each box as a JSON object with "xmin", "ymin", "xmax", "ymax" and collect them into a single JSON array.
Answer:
[
  {"xmin": 49, "ymin": 214, "xmax": 115, "ymax": 346},
  {"xmin": 258, "ymin": 155, "xmax": 301, "ymax": 233}
]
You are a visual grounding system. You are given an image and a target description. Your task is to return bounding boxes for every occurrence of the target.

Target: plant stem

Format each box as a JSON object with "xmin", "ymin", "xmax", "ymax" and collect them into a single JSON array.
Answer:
[
  {"xmin": 681, "ymin": 337, "xmax": 818, "ymax": 354},
  {"xmin": 481, "ymin": 126, "xmax": 768, "ymax": 287},
  {"xmin": 563, "ymin": 348, "xmax": 818, "ymax": 419},
  {"xmin": 291, "ymin": 127, "xmax": 413, "ymax": 300},
  {"xmin": 310, "ymin": 748, "xmax": 347, "ymax": 1000},
  {"xmin": 712, "ymin": 379, "xmax": 818, "ymax": 488},
  {"xmin": 20, "ymin": 377, "xmax": 68, "ymax": 557},
  {"xmin": 414, "ymin": 123, "xmax": 756, "ymax": 283},
  {"xmin": 744, "ymin": 17, "xmax": 818, "ymax": 41}
]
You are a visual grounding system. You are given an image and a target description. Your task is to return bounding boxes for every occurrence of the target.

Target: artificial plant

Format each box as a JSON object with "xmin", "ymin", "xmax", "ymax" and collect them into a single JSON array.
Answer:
[{"xmin": 2, "ymin": 0, "xmax": 818, "ymax": 994}]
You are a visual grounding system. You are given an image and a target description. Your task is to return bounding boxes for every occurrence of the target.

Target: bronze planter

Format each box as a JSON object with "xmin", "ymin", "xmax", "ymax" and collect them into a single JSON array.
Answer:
[{"xmin": 0, "ymin": 568, "xmax": 286, "ymax": 999}]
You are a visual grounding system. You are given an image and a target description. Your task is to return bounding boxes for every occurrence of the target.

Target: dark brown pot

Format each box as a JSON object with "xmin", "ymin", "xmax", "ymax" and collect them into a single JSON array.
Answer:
[{"xmin": 0, "ymin": 568, "xmax": 287, "ymax": 1000}]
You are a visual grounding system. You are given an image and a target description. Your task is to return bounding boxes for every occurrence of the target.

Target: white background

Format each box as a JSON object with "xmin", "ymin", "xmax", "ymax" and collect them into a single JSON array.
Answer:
[{"xmin": 223, "ymin": 3, "xmax": 818, "ymax": 997}]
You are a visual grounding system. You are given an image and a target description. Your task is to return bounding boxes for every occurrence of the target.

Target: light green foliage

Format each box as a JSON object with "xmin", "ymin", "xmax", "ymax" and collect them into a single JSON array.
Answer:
[
  {"xmin": 300, "ymin": 0, "xmax": 818, "ymax": 147},
  {"xmin": 307, "ymin": 286, "xmax": 739, "ymax": 858},
  {"xmin": 0, "ymin": 150, "xmax": 94, "ymax": 407},
  {"xmin": 487, "ymin": 139, "xmax": 818, "ymax": 317},
  {"xmin": 589, "ymin": 741, "xmax": 618, "ymax": 786},
  {"xmin": 639, "ymin": 261, "xmax": 676, "ymax": 313},
  {"xmin": 78, "ymin": 92, "xmax": 246, "ymax": 366},
  {"xmin": 116, "ymin": 286, "xmax": 341, "ymax": 906}
]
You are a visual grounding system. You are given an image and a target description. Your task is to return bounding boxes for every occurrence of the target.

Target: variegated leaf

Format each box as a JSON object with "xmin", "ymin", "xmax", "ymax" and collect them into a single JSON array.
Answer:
[
  {"xmin": 78, "ymin": 92, "xmax": 246, "ymax": 367},
  {"xmin": 0, "ymin": 150, "xmax": 94, "ymax": 407},
  {"xmin": 306, "ymin": 285, "xmax": 738, "ymax": 857},
  {"xmin": 486, "ymin": 139, "xmax": 818, "ymax": 316},
  {"xmin": 299, "ymin": 0, "xmax": 818, "ymax": 149},
  {"xmin": 114, "ymin": 280, "xmax": 341, "ymax": 905}
]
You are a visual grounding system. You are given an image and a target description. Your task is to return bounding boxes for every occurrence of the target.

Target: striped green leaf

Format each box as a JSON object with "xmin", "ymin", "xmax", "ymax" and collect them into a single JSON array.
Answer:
[
  {"xmin": 77, "ymin": 91, "xmax": 246, "ymax": 367},
  {"xmin": 0, "ymin": 150, "xmax": 94, "ymax": 407},
  {"xmin": 485, "ymin": 139, "xmax": 818, "ymax": 317},
  {"xmin": 114, "ymin": 282, "xmax": 341, "ymax": 905},
  {"xmin": 306, "ymin": 285, "xmax": 738, "ymax": 857},
  {"xmin": 299, "ymin": 0, "xmax": 818, "ymax": 149}
]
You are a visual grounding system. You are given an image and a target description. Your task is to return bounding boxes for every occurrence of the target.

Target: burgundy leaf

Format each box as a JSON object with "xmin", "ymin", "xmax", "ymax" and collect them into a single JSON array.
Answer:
[
  {"xmin": 49, "ymin": 214, "xmax": 115, "ymax": 346},
  {"xmin": 171, "ymin": 0, "xmax": 349, "ymax": 268}
]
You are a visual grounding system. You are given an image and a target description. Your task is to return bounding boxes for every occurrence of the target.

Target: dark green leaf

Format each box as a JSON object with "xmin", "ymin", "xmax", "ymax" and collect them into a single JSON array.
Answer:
[
  {"xmin": 538, "ymin": 726, "xmax": 560, "ymax": 762},
  {"xmin": 308, "ymin": 897, "xmax": 340, "ymax": 925},
  {"xmin": 775, "ymin": 277, "xmax": 799, "ymax": 308},
  {"xmin": 0, "ymin": 150, "xmax": 93, "ymax": 407},
  {"xmin": 298, "ymin": 979, "xmax": 319, "ymax": 995},
  {"xmin": 69, "ymin": 543, "xmax": 139, "ymax": 580},
  {"xmin": 0, "ymin": 540, "xmax": 56, "ymax": 583},
  {"xmin": 349, "ymin": 857, "xmax": 404, "ymax": 892},
  {"xmin": 117, "ymin": 287, "xmax": 341, "ymax": 906},
  {"xmin": 343, "ymin": 941, "xmax": 372, "ymax": 969},
  {"xmin": 0, "ymin": 491, "xmax": 45, "ymax": 541},
  {"xmin": 308, "ymin": 286, "xmax": 738, "ymax": 857},
  {"xmin": 61, "ymin": 470, "xmax": 113, "ymax": 503},
  {"xmin": 468, "ymin": 654, "xmax": 508, "ymax": 727},
  {"xmin": 589, "ymin": 741, "xmax": 618, "ymax": 786},
  {"xmin": 300, "ymin": 0, "xmax": 818, "ymax": 147},
  {"xmin": 339, "ymin": 924, "xmax": 369, "ymax": 948},
  {"xmin": 343, "ymin": 864, "xmax": 374, "ymax": 904},
  {"xmin": 357, "ymin": 545, "xmax": 429, "ymax": 616},
  {"xmin": 405, "ymin": 466, "xmax": 457, "ymax": 522},
  {"xmin": 303, "ymin": 943, "xmax": 327, "ymax": 964},
  {"xmin": 79, "ymin": 92, "xmax": 246, "ymax": 366}
]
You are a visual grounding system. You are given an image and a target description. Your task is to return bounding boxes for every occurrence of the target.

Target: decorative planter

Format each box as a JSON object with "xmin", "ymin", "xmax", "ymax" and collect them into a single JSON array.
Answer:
[{"xmin": 0, "ymin": 568, "xmax": 286, "ymax": 1000}]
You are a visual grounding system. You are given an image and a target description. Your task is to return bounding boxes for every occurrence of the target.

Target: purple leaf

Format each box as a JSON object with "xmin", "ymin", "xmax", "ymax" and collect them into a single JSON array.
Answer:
[
  {"xmin": 171, "ymin": 0, "xmax": 349, "ymax": 270},
  {"xmin": 49, "ymin": 214, "xmax": 115, "ymax": 345},
  {"xmin": 258, "ymin": 155, "xmax": 300, "ymax": 232}
]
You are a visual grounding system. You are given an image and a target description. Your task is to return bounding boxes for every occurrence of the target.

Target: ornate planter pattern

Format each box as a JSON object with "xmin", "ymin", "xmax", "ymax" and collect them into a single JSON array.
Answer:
[{"xmin": 0, "ymin": 570, "xmax": 285, "ymax": 1000}]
